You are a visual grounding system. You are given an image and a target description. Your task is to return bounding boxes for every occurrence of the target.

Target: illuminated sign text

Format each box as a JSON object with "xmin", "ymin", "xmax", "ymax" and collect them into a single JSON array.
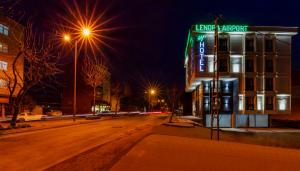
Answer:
[
  {"xmin": 198, "ymin": 35, "xmax": 205, "ymax": 72},
  {"xmin": 195, "ymin": 24, "xmax": 248, "ymax": 32}
]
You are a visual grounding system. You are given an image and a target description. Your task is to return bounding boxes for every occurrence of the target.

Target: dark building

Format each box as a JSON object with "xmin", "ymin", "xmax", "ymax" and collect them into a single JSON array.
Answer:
[{"xmin": 62, "ymin": 62, "xmax": 111, "ymax": 115}]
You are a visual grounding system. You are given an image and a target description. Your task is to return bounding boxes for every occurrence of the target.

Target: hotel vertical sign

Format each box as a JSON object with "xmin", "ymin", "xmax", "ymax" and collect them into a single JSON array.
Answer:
[{"xmin": 198, "ymin": 35, "xmax": 205, "ymax": 72}]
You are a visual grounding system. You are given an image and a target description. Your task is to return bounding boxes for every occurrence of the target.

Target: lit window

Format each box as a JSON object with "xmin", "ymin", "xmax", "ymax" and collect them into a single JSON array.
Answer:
[
  {"xmin": 0, "ymin": 61, "xmax": 8, "ymax": 71},
  {"xmin": 277, "ymin": 95, "xmax": 289, "ymax": 111},
  {"xmin": 0, "ymin": 24, "xmax": 9, "ymax": 36},
  {"xmin": 203, "ymin": 96, "xmax": 210, "ymax": 112},
  {"xmin": 231, "ymin": 58, "xmax": 241, "ymax": 73},
  {"xmin": 222, "ymin": 96, "xmax": 231, "ymax": 112},
  {"xmin": 239, "ymin": 95, "xmax": 244, "ymax": 111},
  {"xmin": 203, "ymin": 82, "xmax": 210, "ymax": 94},
  {"xmin": 232, "ymin": 64, "xmax": 240, "ymax": 73},
  {"xmin": 208, "ymin": 58, "xmax": 214, "ymax": 73},
  {"xmin": 257, "ymin": 95, "xmax": 264, "ymax": 111},
  {"xmin": 0, "ymin": 42, "xmax": 8, "ymax": 53}
]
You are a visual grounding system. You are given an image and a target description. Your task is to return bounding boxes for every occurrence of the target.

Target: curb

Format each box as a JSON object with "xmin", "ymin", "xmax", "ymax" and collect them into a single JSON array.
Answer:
[
  {"xmin": 162, "ymin": 122, "xmax": 195, "ymax": 128},
  {"xmin": 0, "ymin": 117, "xmax": 114, "ymax": 136}
]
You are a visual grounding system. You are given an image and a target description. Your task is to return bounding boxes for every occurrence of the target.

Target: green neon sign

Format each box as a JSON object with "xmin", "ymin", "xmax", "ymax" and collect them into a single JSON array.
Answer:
[{"xmin": 195, "ymin": 24, "xmax": 248, "ymax": 32}]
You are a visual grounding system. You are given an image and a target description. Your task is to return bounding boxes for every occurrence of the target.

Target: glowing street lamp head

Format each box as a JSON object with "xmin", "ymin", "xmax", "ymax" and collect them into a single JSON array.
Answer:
[
  {"xmin": 150, "ymin": 89, "xmax": 156, "ymax": 95},
  {"xmin": 82, "ymin": 27, "xmax": 91, "ymax": 38},
  {"xmin": 63, "ymin": 34, "xmax": 71, "ymax": 42}
]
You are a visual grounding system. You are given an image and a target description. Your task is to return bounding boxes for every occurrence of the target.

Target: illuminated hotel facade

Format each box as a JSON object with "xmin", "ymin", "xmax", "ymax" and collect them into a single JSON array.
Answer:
[{"xmin": 185, "ymin": 24, "xmax": 298, "ymax": 127}]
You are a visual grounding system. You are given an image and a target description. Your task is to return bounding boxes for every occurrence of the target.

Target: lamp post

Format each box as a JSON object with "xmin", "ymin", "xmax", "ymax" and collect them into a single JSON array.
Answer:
[
  {"xmin": 63, "ymin": 27, "xmax": 92, "ymax": 121},
  {"xmin": 148, "ymin": 89, "xmax": 155, "ymax": 112}
]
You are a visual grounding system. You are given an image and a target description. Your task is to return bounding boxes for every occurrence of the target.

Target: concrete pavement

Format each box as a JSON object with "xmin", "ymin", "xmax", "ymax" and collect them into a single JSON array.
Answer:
[{"xmin": 110, "ymin": 134, "xmax": 300, "ymax": 171}]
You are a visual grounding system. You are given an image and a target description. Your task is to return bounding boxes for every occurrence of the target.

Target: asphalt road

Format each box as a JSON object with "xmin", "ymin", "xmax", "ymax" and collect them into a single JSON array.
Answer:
[{"xmin": 0, "ymin": 115, "xmax": 162, "ymax": 171}]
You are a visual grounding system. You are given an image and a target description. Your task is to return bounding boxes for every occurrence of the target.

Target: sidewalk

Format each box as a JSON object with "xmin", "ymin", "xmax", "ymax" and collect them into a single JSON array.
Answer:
[
  {"xmin": 110, "ymin": 134, "xmax": 300, "ymax": 171},
  {"xmin": 0, "ymin": 117, "xmax": 110, "ymax": 135},
  {"xmin": 163, "ymin": 116, "xmax": 201, "ymax": 128},
  {"xmin": 221, "ymin": 128, "xmax": 300, "ymax": 133}
]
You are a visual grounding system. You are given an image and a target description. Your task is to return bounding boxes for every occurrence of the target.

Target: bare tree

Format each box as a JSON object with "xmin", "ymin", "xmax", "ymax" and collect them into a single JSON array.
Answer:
[
  {"xmin": 111, "ymin": 81, "xmax": 123, "ymax": 115},
  {"xmin": 165, "ymin": 85, "xmax": 181, "ymax": 123},
  {"xmin": 81, "ymin": 56, "xmax": 109, "ymax": 115},
  {"xmin": 1, "ymin": 22, "xmax": 62, "ymax": 127}
]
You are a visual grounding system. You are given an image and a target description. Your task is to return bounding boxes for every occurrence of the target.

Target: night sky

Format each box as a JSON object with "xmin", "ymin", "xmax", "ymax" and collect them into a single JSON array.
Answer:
[{"xmin": 10, "ymin": 0, "xmax": 300, "ymax": 90}]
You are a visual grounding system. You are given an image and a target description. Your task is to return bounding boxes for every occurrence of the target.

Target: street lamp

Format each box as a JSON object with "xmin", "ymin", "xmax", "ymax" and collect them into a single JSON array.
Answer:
[
  {"xmin": 82, "ymin": 27, "xmax": 91, "ymax": 37},
  {"xmin": 62, "ymin": 27, "xmax": 93, "ymax": 121},
  {"xmin": 148, "ymin": 89, "xmax": 156, "ymax": 112}
]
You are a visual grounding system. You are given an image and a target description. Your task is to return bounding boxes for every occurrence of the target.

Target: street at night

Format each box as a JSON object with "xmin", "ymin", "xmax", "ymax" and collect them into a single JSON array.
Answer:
[
  {"xmin": 0, "ymin": 115, "xmax": 164, "ymax": 171},
  {"xmin": 1, "ymin": 0, "xmax": 300, "ymax": 170}
]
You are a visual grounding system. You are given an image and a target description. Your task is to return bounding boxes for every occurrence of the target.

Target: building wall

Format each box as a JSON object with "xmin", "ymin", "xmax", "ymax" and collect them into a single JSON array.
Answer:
[
  {"xmin": 185, "ymin": 25, "xmax": 297, "ymax": 127},
  {"xmin": 62, "ymin": 62, "xmax": 111, "ymax": 114},
  {"xmin": 0, "ymin": 16, "xmax": 24, "ymax": 117}
]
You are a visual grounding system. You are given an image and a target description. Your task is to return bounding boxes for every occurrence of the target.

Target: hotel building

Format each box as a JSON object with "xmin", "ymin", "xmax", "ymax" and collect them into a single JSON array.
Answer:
[{"xmin": 185, "ymin": 24, "xmax": 298, "ymax": 127}]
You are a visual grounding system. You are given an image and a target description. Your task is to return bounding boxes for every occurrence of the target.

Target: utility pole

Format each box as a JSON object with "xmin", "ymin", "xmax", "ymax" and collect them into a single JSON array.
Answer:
[{"xmin": 210, "ymin": 16, "xmax": 220, "ymax": 140}]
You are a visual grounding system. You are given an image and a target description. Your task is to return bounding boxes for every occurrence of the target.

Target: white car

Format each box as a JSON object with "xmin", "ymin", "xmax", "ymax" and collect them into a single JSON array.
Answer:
[{"xmin": 17, "ymin": 112, "xmax": 47, "ymax": 122}]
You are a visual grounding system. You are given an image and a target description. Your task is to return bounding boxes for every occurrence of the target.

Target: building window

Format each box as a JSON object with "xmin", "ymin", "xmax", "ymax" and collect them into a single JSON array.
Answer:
[
  {"xmin": 265, "ymin": 59, "xmax": 273, "ymax": 72},
  {"xmin": 257, "ymin": 95, "xmax": 264, "ymax": 111},
  {"xmin": 208, "ymin": 58, "xmax": 214, "ymax": 73},
  {"xmin": 218, "ymin": 59, "xmax": 228, "ymax": 72},
  {"xmin": 265, "ymin": 96, "xmax": 274, "ymax": 110},
  {"xmin": 246, "ymin": 96, "xmax": 254, "ymax": 110},
  {"xmin": 222, "ymin": 81, "xmax": 231, "ymax": 94},
  {"xmin": 222, "ymin": 96, "xmax": 231, "ymax": 112},
  {"xmin": 265, "ymin": 78, "xmax": 273, "ymax": 91},
  {"xmin": 218, "ymin": 37, "xmax": 228, "ymax": 52},
  {"xmin": 0, "ymin": 24, "xmax": 9, "ymax": 36},
  {"xmin": 245, "ymin": 59, "xmax": 254, "ymax": 72},
  {"xmin": 246, "ymin": 37, "xmax": 254, "ymax": 52},
  {"xmin": 0, "ymin": 79, "xmax": 7, "ymax": 88},
  {"xmin": 265, "ymin": 38, "xmax": 274, "ymax": 52},
  {"xmin": 277, "ymin": 95, "xmax": 289, "ymax": 111},
  {"xmin": 239, "ymin": 95, "xmax": 244, "ymax": 111},
  {"xmin": 0, "ymin": 61, "xmax": 8, "ymax": 71},
  {"xmin": 231, "ymin": 58, "xmax": 241, "ymax": 73},
  {"xmin": 203, "ymin": 82, "xmax": 210, "ymax": 94},
  {"xmin": 203, "ymin": 96, "xmax": 210, "ymax": 112},
  {"xmin": 245, "ymin": 78, "xmax": 254, "ymax": 91},
  {"xmin": 0, "ymin": 42, "xmax": 8, "ymax": 53}
]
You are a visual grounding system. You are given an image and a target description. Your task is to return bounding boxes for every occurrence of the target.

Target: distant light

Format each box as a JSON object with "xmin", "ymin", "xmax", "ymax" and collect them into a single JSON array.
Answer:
[
  {"xmin": 63, "ymin": 34, "xmax": 71, "ymax": 42},
  {"xmin": 150, "ymin": 89, "xmax": 156, "ymax": 95}
]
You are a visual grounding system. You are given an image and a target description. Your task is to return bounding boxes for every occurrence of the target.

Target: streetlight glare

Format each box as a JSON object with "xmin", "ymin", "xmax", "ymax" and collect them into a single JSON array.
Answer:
[
  {"xmin": 63, "ymin": 34, "xmax": 71, "ymax": 42},
  {"xmin": 150, "ymin": 89, "xmax": 156, "ymax": 95},
  {"xmin": 82, "ymin": 27, "xmax": 91, "ymax": 37}
]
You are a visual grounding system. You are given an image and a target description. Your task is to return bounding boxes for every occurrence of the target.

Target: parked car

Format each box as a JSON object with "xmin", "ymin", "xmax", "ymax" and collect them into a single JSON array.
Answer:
[
  {"xmin": 47, "ymin": 110, "xmax": 62, "ymax": 116},
  {"xmin": 17, "ymin": 112, "xmax": 47, "ymax": 122}
]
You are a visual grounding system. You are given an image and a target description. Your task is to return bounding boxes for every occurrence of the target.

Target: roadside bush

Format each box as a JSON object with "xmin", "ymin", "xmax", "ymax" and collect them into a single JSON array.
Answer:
[
  {"xmin": 86, "ymin": 115, "xmax": 102, "ymax": 120},
  {"xmin": 7, "ymin": 123, "xmax": 32, "ymax": 129},
  {"xmin": 18, "ymin": 123, "xmax": 32, "ymax": 128}
]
